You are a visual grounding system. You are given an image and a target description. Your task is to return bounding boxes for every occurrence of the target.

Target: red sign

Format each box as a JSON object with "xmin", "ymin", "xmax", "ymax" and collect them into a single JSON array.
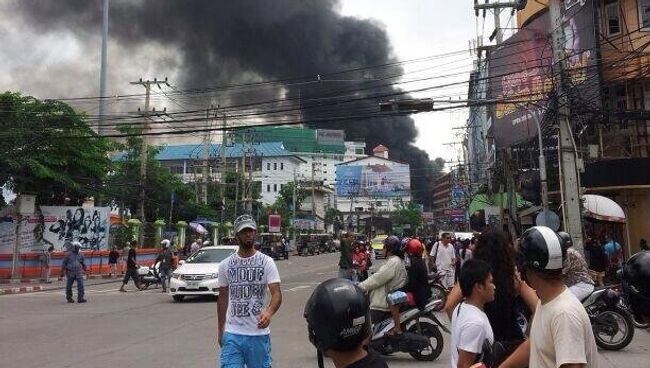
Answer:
[{"xmin": 268, "ymin": 215, "xmax": 281, "ymax": 233}]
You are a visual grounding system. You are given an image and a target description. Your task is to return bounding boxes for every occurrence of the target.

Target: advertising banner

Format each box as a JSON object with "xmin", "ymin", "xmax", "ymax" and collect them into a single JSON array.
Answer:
[
  {"xmin": 41, "ymin": 206, "xmax": 111, "ymax": 251},
  {"xmin": 336, "ymin": 164, "xmax": 410, "ymax": 198},
  {"xmin": 488, "ymin": 0, "xmax": 599, "ymax": 147},
  {"xmin": 0, "ymin": 215, "xmax": 40, "ymax": 254},
  {"xmin": 268, "ymin": 214, "xmax": 281, "ymax": 233}
]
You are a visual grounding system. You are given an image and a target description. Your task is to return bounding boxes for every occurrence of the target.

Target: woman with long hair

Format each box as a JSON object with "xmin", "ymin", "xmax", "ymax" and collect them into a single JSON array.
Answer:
[{"xmin": 444, "ymin": 230, "xmax": 538, "ymax": 359}]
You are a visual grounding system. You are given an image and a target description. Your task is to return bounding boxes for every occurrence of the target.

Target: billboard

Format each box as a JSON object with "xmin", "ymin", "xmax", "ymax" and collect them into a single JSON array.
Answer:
[
  {"xmin": 488, "ymin": 0, "xmax": 600, "ymax": 147},
  {"xmin": 268, "ymin": 214, "xmax": 281, "ymax": 233},
  {"xmin": 0, "ymin": 215, "xmax": 40, "ymax": 254},
  {"xmin": 336, "ymin": 163, "xmax": 410, "ymax": 198},
  {"xmin": 41, "ymin": 206, "xmax": 111, "ymax": 251}
]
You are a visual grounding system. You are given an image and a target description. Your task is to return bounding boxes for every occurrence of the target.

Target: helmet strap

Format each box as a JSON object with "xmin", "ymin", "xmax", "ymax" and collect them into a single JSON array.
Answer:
[{"xmin": 317, "ymin": 349, "xmax": 324, "ymax": 368}]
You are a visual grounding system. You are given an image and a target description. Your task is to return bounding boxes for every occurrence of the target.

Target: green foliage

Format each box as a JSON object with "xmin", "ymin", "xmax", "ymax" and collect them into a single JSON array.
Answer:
[
  {"xmin": 111, "ymin": 225, "xmax": 133, "ymax": 249},
  {"xmin": 391, "ymin": 201, "xmax": 423, "ymax": 229},
  {"xmin": 0, "ymin": 92, "xmax": 114, "ymax": 205},
  {"xmin": 260, "ymin": 182, "xmax": 308, "ymax": 230}
]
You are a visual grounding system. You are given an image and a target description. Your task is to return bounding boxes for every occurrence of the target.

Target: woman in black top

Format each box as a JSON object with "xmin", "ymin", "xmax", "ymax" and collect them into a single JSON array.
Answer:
[
  {"xmin": 404, "ymin": 243, "xmax": 431, "ymax": 310},
  {"xmin": 119, "ymin": 248, "xmax": 142, "ymax": 292},
  {"xmin": 444, "ymin": 230, "xmax": 538, "ymax": 344},
  {"xmin": 585, "ymin": 237, "xmax": 607, "ymax": 286}
]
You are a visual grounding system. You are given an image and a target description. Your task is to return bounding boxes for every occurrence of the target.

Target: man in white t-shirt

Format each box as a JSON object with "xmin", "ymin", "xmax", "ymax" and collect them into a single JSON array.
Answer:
[
  {"xmin": 498, "ymin": 226, "xmax": 599, "ymax": 368},
  {"xmin": 451, "ymin": 259, "xmax": 495, "ymax": 368},
  {"xmin": 217, "ymin": 215, "xmax": 282, "ymax": 368},
  {"xmin": 432, "ymin": 233, "xmax": 456, "ymax": 289}
]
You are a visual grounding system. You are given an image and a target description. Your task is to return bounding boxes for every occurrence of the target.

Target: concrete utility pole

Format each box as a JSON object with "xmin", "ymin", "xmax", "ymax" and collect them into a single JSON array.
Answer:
[
  {"xmin": 98, "ymin": 0, "xmax": 109, "ymax": 135},
  {"xmin": 130, "ymin": 78, "xmax": 168, "ymax": 245},
  {"xmin": 292, "ymin": 168, "xmax": 297, "ymax": 251},
  {"xmin": 218, "ymin": 106, "xmax": 227, "ymax": 243},
  {"xmin": 311, "ymin": 160, "xmax": 317, "ymax": 217},
  {"xmin": 201, "ymin": 106, "xmax": 215, "ymax": 205},
  {"xmin": 548, "ymin": 0, "xmax": 584, "ymax": 251}
]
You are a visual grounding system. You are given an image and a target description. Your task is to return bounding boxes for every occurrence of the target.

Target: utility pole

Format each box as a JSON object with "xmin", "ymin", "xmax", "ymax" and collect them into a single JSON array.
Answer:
[
  {"xmin": 218, "ymin": 106, "xmax": 226, "ymax": 244},
  {"xmin": 201, "ymin": 106, "xmax": 215, "ymax": 205},
  {"xmin": 549, "ymin": 0, "xmax": 584, "ymax": 252},
  {"xmin": 292, "ymin": 168, "xmax": 297, "ymax": 251},
  {"xmin": 130, "ymin": 77, "xmax": 168, "ymax": 246},
  {"xmin": 311, "ymin": 160, "xmax": 317, "ymax": 217},
  {"xmin": 98, "ymin": 0, "xmax": 109, "ymax": 135}
]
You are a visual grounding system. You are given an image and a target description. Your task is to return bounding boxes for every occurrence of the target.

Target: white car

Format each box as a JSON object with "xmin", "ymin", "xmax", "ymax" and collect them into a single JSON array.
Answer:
[{"xmin": 169, "ymin": 245, "xmax": 237, "ymax": 302}]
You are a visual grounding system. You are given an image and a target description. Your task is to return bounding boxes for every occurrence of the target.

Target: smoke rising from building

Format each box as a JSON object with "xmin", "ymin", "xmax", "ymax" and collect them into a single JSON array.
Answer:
[{"xmin": 9, "ymin": 0, "xmax": 443, "ymax": 208}]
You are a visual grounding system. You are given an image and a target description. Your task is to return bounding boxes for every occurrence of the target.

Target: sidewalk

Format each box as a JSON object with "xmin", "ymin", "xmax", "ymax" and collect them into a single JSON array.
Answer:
[{"xmin": 0, "ymin": 273, "xmax": 124, "ymax": 295}]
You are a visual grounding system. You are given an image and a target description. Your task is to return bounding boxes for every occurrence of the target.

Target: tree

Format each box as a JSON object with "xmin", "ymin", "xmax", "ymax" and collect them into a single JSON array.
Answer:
[
  {"xmin": 325, "ymin": 207, "xmax": 343, "ymax": 232},
  {"xmin": 391, "ymin": 201, "xmax": 423, "ymax": 230},
  {"xmin": 0, "ymin": 92, "xmax": 114, "ymax": 205},
  {"xmin": 260, "ymin": 182, "xmax": 308, "ymax": 231}
]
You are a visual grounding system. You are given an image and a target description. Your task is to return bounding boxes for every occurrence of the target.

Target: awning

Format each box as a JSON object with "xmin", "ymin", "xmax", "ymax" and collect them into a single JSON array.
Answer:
[{"xmin": 582, "ymin": 194, "xmax": 626, "ymax": 223}]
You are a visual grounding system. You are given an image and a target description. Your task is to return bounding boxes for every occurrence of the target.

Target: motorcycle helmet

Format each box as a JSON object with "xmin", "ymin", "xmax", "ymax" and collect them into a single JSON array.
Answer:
[
  {"xmin": 233, "ymin": 214, "xmax": 257, "ymax": 234},
  {"xmin": 383, "ymin": 235, "xmax": 403, "ymax": 256},
  {"xmin": 160, "ymin": 239, "xmax": 170, "ymax": 248},
  {"xmin": 557, "ymin": 231, "xmax": 572, "ymax": 251},
  {"xmin": 621, "ymin": 251, "xmax": 650, "ymax": 318},
  {"xmin": 517, "ymin": 226, "xmax": 565, "ymax": 273},
  {"xmin": 202, "ymin": 240, "xmax": 211, "ymax": 247},
  {"xmin": 304, "ymin": 278, "xmax": 370, "ymax": 352},
  {"xmin": 405, "ymin": 238, "xmax": 424, "ymax": 257}
]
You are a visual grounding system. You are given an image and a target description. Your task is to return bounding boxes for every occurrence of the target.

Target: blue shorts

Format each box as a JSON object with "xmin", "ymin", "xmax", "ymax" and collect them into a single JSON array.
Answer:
[{"xmin": 220, "ymin": 332, "xmax": 272, "ymax": 368}]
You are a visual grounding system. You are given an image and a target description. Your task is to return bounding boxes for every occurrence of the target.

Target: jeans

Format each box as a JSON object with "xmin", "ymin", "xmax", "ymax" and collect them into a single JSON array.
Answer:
[
  {"xmin": 66, "ymin": 274, "xmax": 85, "ymax": 301},
  {"xmin": 219, "ymin": 332, "xmax": 272, "ymax": 368},
  {"xmin": 159, "ymin": 267, "xmax": 172, "ymax": 291}
]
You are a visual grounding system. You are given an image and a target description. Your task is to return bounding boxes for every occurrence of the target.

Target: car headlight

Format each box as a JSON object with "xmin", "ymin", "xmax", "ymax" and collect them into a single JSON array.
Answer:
[
  {"xmin": 172, "ymin": 272, "xmax": 180, "ymax": 279},
  {"xmin": 205, "ymin": 273, "xmax": 218, "ymax": 279}
]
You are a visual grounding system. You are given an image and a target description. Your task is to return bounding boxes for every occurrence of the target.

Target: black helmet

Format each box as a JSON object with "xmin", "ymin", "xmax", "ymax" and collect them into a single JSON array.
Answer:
[
  {"xmin": 621, "ymin": 251, "xmax": 650, "ymax": 317},
  {"xmin": 517, "ymin": 226, "xmax": 565, "ymax": 272},
  {"xmin": 557, "ymin": 231, "xmax": 572, "ymax": 251},
  {"xmin": 304, "ymin": 278, "xmax": 370, "ymax": 352},
  {"xmin": 384, "ymin": 235, "xmax": 403, "ymax": 256}
]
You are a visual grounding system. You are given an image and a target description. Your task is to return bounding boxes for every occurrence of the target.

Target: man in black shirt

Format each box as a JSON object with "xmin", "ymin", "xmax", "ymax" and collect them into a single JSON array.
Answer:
[
  {"xmin": 305, "ymin": 278, "xmax": 388, "ymax": 368},
  {"xmin": 338, "ymin": 232, "xmax": 356, "ymax": 281}
]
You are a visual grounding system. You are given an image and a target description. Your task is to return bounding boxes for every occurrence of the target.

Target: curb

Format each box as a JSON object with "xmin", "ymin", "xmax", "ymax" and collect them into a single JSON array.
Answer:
[
  {"xmin": 0, "ymin": 286, "xmax": 43, "ymax": 295},
  {"xmin": 0, "ymin": 274, "xmax": 115, "ymax": 284}
]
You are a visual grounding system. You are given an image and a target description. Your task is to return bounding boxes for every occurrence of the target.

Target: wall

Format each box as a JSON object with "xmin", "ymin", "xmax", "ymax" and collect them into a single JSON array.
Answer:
[{"xmin": 260, "ymin": 157, "xmax": 298, "ymax": 205}]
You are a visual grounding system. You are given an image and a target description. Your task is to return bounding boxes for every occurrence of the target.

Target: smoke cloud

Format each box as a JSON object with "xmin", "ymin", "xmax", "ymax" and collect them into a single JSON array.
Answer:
[{"xmin": 8, "ymin": 0, "xmax": 443, "ymax": 208}]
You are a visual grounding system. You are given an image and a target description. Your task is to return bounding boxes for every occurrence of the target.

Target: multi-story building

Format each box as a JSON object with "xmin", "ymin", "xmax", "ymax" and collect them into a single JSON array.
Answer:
[{"xmin": 477, "ymin": 0, "xmax": 650, "ymax": 253}]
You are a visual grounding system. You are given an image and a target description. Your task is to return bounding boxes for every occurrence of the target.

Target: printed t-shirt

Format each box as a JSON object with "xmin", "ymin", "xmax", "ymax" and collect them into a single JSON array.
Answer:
[
  {"xmin": 217, "ymin": 251, "xmax": 280, "ymax": 336},
  {"xmin": 450, "ymin": 302, "xmax": 494, "ymax": 368},
  {"xmin": 529, "ymin": 288, "xmax": 599, "ymax": 368}
]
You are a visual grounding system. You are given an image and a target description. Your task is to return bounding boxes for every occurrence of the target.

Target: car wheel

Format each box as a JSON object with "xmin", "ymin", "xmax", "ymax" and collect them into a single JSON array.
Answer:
[{"xmin": 172, "ymin": 295, "xmax": 185, "ymax": 302}]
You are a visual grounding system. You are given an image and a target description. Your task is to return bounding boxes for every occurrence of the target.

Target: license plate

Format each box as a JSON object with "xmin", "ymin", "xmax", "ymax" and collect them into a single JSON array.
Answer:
[{"xmin": 186, "ymin": 281, "xmax": 199, "ymax": 289}]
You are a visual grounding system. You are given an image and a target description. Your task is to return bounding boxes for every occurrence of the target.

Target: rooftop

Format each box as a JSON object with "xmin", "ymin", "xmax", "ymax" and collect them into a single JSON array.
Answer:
[{"xmin": 113, "ymin": 142, "xmax": 302, "ymax": 161}]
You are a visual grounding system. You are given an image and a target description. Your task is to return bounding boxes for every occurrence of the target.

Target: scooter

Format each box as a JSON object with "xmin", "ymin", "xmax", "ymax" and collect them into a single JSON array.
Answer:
[
  {"xmin": 369, "ymin": 297, "xmax": 449, "ymax": 361},
  {"xmin": 136, "ymin": 261, "xmax": 162, "ymax": 289},
  {"xmin": 582, "ymin": 286, "xmax": 635, "ymax": 350}
]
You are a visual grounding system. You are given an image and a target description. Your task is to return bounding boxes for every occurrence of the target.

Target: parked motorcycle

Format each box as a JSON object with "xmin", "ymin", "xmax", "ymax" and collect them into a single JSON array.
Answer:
[
  {"xmin": 136, "ymin": 261, "xmax": 162, "ymax": 289},
  {"xmin": 369, "ymin": 298, "xmax": 449, "ymax": 361},
  {"xmin": 582, "ymin": 286, "xmax": 635, "ymax": 350},
  {"xmin": 612, "ymin": 284, "xmax": 650, "ymax": 329}
]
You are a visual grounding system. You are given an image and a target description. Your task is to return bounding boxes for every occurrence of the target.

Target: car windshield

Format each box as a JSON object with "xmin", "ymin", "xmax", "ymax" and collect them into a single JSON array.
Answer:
[{"xmin": 186, "ymin": 248, "xmax": 234, "ymax": 263}]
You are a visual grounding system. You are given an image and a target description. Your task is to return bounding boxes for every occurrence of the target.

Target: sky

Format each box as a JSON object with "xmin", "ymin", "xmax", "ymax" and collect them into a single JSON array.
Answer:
[{"xmin": 0, "ymin": 0, "xmax": 514, "ymax": 165}]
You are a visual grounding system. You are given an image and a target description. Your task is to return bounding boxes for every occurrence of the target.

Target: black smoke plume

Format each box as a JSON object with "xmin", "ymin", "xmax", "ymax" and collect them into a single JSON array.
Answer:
[{"xmin": 10, "ymin": 0, "xmax": 444, "ymax": 209}]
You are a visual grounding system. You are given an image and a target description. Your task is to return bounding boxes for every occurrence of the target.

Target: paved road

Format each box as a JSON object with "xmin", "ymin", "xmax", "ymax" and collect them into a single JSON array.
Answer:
[{"xmin": 1, "ymin": 252, "xmax": 648, "ymax": 368}]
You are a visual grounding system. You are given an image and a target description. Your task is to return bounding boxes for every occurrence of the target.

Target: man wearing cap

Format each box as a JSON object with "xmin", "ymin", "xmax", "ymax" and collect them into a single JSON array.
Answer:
[
  {"xmin": 498, "ymin": 226, "xmax": 599, "ymax": 368},
  {"xmin": 59, "ymin": 241, "xmax": 87, "ymax": 303},
  {"xmin": 217, "ymin": 215, "xmax": 282, "ymax": 368}
]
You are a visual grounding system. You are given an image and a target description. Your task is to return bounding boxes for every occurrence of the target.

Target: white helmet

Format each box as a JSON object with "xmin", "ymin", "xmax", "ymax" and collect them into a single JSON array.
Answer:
[
  {"xmin": 202, "ymin": 240, "xmax": 211, "ymax": 246},
  {"xmin": 161, "ymin": 239, "xmax": 170, "ymax": 248},
  {"xmin": 234, "ymin": 215, "xmax": 257, "ymax": 234}
]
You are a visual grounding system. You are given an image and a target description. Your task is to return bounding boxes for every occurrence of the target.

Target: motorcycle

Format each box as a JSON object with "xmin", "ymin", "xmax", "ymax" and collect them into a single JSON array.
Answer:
[
  {"xmin": 136, "ymin": 261, "xmax": 162, "ymax": 289},
  {"xmin": 428, "ymin": 272, "xmax": 448, "ymax": 312},
  {"xmin": 582, "ymin": 286, "xmax": 635, "ymax": 350},
  {"xmin": 612, "ymin": 284, "xmax": 650, "ymax": 329},
  {"xmin": 369, "ymin": 297, "xmax": 449, "ymax": 361}
]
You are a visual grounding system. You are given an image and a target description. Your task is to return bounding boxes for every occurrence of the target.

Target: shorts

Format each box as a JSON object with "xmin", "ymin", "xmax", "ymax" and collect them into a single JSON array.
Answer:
[{"xmin": 220, "ymin": 332, "xmax": 271, "ymax": 368}]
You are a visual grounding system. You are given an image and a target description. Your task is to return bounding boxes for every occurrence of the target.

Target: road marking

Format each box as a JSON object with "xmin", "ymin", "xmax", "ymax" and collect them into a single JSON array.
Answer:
[{"xmin": 286, "ymin": 285, "xmax": 312, "ymax": 292}]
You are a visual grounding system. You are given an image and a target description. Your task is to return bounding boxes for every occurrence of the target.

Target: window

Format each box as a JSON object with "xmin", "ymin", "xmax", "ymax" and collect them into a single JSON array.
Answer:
[
  {"xmin": 273, "ymin": 184, "xmax": 277, "ymax": 192},
  {"xmin": 280, "ymin": 162, "xmax": 284, "ymax": 170},
  {"xmin": 267, "ymin": 162, "xmax": 271, "ymax": 170},
  {"xmin": 267, "ymin": 184, "xmax": 271, "ymax": 192},
  {"xmin": 280, "ymin": 184, "xmax": 284, "ymax": 190},
  {"xmin": 605, "ymin": 2, "xmax": 621, "ymax": 36},
  {"xmin": 355, "ymin": 148, "xmax": 364, "ymax": 155},
  {"xmin": 640, "ymin": 0, "xmax": 650, "ymax": 30},
  {"xmin": 274, "ymin": 162, "xmax": 277, "ymax": 170}
]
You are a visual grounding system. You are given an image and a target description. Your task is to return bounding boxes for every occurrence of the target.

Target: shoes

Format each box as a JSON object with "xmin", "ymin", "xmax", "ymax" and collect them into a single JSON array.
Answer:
[
  {"xmin": 119, "ymin": 288, "xmax": 127, "ymax": 292},
  {"xmin": 78, "ymin": 299, "xmax": 87, "ymax": 303},
  {"xmin": 162, "ymin": 290, "xmax": 167, "ymax": 293},
  {"xmin": 67, "ymin": 299, "xmax": 75, "ymax": 303}
]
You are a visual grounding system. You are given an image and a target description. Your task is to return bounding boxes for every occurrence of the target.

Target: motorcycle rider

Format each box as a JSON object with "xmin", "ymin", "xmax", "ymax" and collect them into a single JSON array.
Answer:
[
  {"xmin": 157, "ymin": 239, "xmax": 173, "ymax": 293},
  {"xmin": 498, "ymin": 226, "xmax": 599, "ymax": 368},
  {"xmin": 558, "ymin": 232, "xmax": 595, "ymax": 301},
  {"xmin": 358, "ymin": 235, "xmax": 407, "ymax": 333},
  {"xmin": 621, "ymin": 250, "xmax": 650, "ymax": 324},
  {"xmin": 304, "ymin": 278, "xmax": 388, "ymax": 368}
]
